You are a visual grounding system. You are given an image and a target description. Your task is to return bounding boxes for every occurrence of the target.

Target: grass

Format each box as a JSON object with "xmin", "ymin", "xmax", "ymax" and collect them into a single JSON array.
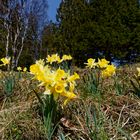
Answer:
[{"xmin": 0, "ymin": 63, "xmax": 140, "ymax": 140}]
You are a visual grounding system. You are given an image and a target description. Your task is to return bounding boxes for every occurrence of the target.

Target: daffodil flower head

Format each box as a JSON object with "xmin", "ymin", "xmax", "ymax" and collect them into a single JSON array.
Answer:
[
  {"xmin": 17, "ymin": 66, "xmax": 22, "ymax": 71},
  {"xmin": 85, "ymin": 58, "xmax": 97, "ymax": 69},
  {"xmin": 61, "ymin": 91, "xmax": 77, "ymax": 106},
  {"xmin": 69, "ymin": 83, "xmax": 75, "ymax": 92},
  {"xmin": 1, "ymin": 57, "xmax": 11, "ymax": 65},
  {"xmin": 46, "ymin": 55, "xmax": 52, "ymax": 64},
  {"xmin": 30, "ymin": 64, "xmax": 40, "ymax": 75},
  {"xmin": 46, "ymin": 54, "xmax": 61, "ymax": 64},
  {"xmin": 36, "ymin": 59, "xmax": 45, "ymax": 66},
  {"xmin": 101, "ymin": 64, "xmax": 116, "ymax": 78},
  {"xmin": 54, "ymin": 83, "xmax": 65, "ymax": 93},
  {"xmin": 55, "ymin": 68, "xmax": 66, "ymax": 81},
  {"xmin": 97, "ymin": 58, "xmax": 110, "ymax": 69},
  {"xmin": 30, "ymin": 60, "xmax": 46, "ymax": 82},
  {"xmin": 23, "ymin": 67, "xmax": 27, "ymax": 72},
  {"xmin": 67, "ymin": 72, "xmax": 80, "ymax": 83}
]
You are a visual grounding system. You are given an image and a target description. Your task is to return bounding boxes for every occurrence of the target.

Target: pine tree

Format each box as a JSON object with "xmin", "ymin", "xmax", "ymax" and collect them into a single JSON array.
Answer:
[{"xmin": 56, "ymin": 0, "xmax": 140, "ymax": 65}]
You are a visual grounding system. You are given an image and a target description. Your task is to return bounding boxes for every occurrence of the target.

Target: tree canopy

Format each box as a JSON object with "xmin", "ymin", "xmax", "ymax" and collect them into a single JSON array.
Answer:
[{"xmin": 52, "ymin": 0, "xmax": 140, "ymax": 66}]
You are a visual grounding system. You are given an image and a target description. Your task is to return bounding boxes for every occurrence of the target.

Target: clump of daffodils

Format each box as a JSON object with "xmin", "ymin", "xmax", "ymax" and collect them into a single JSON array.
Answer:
[
  {"xmin": 46, "ymin": 54, "xmax": 72, "ymax": 64},
  {"xmin": 61, "ymin": 55, "xmax": 72, "ymax": 61},
  {"xmin": 85, "ymin": 58, "xmax": 116, "ymax": 78},
  {"xmin": 30, "ymin": 58, "xmax": 79, "ymax": 105},
  {"xmin": 46, "ymin": 54, "xmax": 61, "ymax": 64},
  {"xmin": 17, "ymin": 66, "xmax": 27, "ymax": 72}
]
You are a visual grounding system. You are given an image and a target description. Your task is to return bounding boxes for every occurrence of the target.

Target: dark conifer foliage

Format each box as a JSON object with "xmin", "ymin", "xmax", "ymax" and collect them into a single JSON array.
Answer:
[{"xmin": 50, "ymin": 0, "xmax": 140, "ymax": 66}]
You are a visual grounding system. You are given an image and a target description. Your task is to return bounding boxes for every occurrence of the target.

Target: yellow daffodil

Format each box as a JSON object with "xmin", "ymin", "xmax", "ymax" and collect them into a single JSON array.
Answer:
[
  {"xmin": 62, "ymin": 55, "xmax": 72, "ymax": 61},
  {"xmin": 30, "ymin": 64, "xmax": 39, "ymax": 75},
  {"xmin": 46, "ymin": 55, "xmax": 53, "ymax": 64},
  {"xmin": 97, "ymin": 58, "xmax": 109, "ymax": 68},
  {"xmin": 137, "ymin": 67, "xmax": 140, "ymax": 76},
  {"xmin": 46, "ymin": 54, "xmax": 61, "ymax": 64},
  {"xmin": 17, "ymin": 66, "xmax": 22, "ymax": 71},
  {"xmin": 67, "ymin": 72, "xmax": 80, "ymax": 83},
  {"xmin": 37, "ymin": 59, "xmax": 45, "ymax": 66},
  {"xmin": 85, "ymin": 58, "xmax": 97, "ymax": 69},
  {"xmin": 52, "ymin": 54, "xmax": 61, "ymax": 62},
  {"xmin": 61, "ymin": 91, "xmax": 77, "ymax": 106},
  {"xmin": 101, "ymin": 64, "xmax": 116, "ymax": 78},
  {"xmin": 69, "ymin": 83, "xmax": 75, "ymax": 92},
  {"xmin": 23, "ymin": 67, "xmax": 27, "ymax": 72},
  {"xmin": 55, "ymin": 83, "xmax": 65, "ymax": 93},
  {"xmin": 37, "ymin": 72, "xmax": 46, "ymax": 82},
  {"xmin": 1, "ymin": 57, "xmax": 10, "ymax": 65},
  {"xmin": 30, "ymin": 60, "xmax": 45, "ymax": 75},
  {"xmin": 30, "ymin": 61, "xmax": 46, "ymax": 82},
  {"xmin": 55, "ymin": 68, "xmax": 66, "ymax": 81}
]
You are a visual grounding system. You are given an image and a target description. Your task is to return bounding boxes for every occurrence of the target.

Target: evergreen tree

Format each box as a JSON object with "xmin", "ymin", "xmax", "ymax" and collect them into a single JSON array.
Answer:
[
  {"xmin": 57, "ymin": 0, "xmax": 93, "ymax": 65},
  {"xmin": 90, "ymin": 0, "xmax": 140, "ymax": 62},
  {"xmin": 56, "ymin": 0, "xmax": 140, "ymax": 65}
]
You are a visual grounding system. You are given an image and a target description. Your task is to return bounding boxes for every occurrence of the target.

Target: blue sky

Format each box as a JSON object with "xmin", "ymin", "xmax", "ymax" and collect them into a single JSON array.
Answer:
[{"xmin": 48, "ymin": 0, "xmax": 61, "ymax": 22}]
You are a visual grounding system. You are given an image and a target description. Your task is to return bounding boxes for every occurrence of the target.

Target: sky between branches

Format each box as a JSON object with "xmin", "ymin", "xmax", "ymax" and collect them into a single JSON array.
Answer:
[{"xmin": 48, "ymin": 0, "xmax": 61, "ymax": 22}]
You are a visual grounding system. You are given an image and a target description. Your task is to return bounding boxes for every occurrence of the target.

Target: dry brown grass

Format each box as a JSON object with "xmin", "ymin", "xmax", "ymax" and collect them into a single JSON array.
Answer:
[{"xmin": 0, "ymin": 64, "xmax": 140, "ymax": 140}]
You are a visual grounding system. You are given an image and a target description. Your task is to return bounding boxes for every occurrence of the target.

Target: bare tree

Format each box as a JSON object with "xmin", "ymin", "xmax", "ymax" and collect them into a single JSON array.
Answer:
[{"xmin": 0, "ymin": 0, "xmax": 48, "ymax": 69}]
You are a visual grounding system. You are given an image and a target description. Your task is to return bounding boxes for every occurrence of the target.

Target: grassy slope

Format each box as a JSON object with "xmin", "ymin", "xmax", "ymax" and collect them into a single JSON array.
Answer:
[{"xmin": 0, "ymin": 63, "xmax": 140, "ymax": 140}]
